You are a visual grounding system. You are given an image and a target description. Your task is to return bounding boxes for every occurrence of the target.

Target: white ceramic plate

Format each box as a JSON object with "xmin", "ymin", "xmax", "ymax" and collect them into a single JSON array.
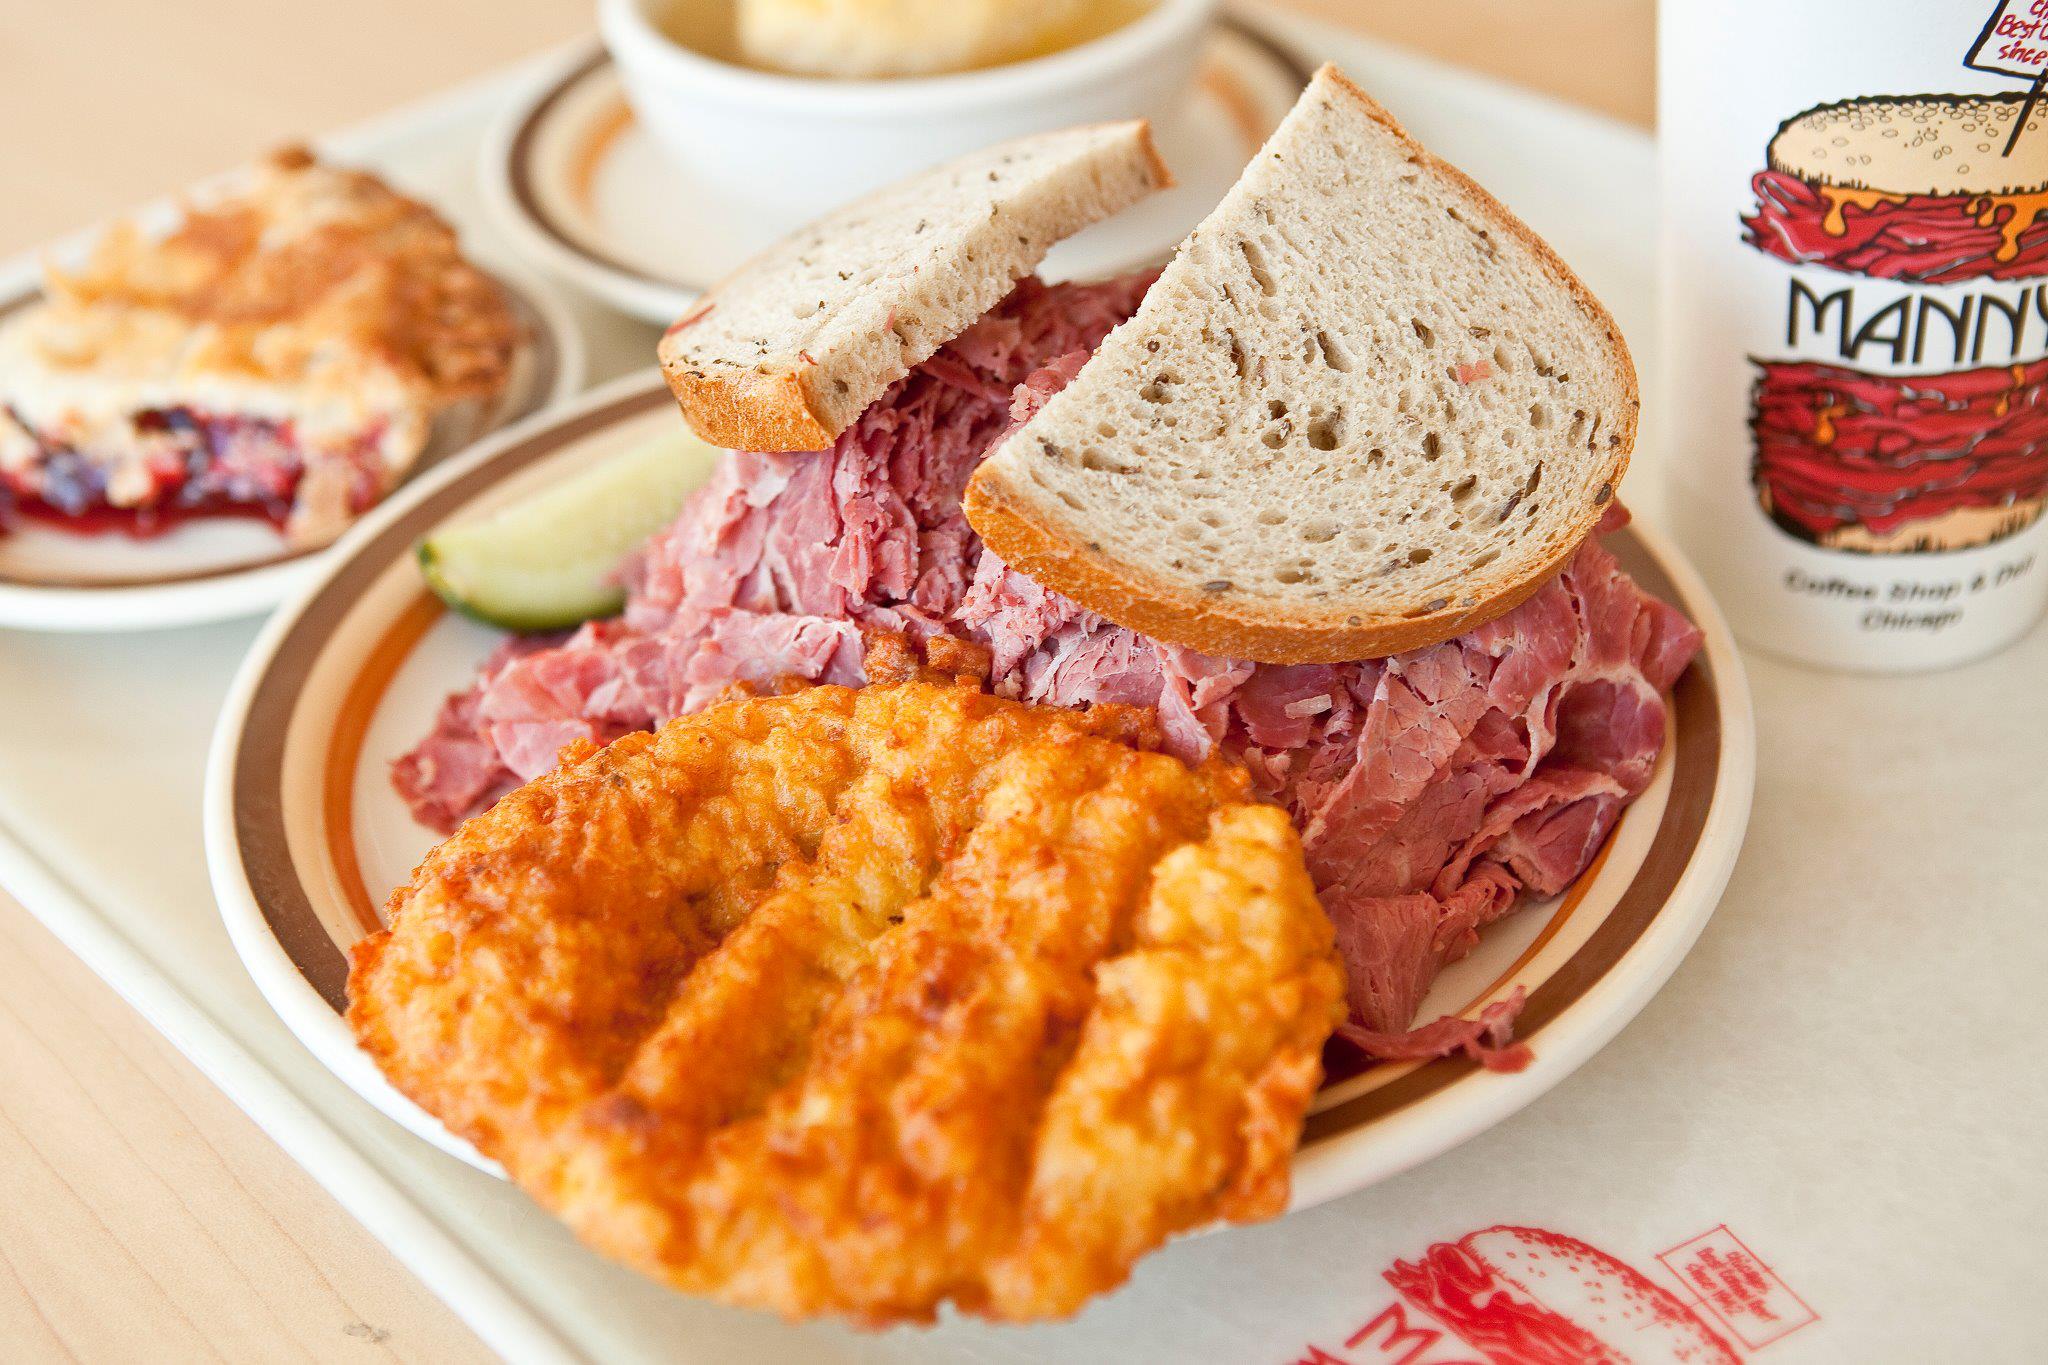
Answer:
[
  {"xmin": 0, "ymin": 267, "xmax": 585, "ymax": 633},
  {"xmin": 480, "ymin": 19, "xmax": 1313, "ymax": 323},
  {"xmin": 206, "ymin": 369, "xmax": 1756, "ymax": 1198}
]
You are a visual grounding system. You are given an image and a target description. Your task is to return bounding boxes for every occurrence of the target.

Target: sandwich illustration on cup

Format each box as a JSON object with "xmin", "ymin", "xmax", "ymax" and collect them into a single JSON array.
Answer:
[
  {"xmin": 1742, "ymin": 92, "xmax": 2048, "ymax": 554},
  {"xmin": 1744, "ymin": 93, "xmax": 2048, "ymax": 283}
]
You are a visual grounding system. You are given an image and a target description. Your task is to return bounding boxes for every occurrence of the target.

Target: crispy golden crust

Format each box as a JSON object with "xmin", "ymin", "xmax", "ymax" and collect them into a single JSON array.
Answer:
[
  {"xmin": 349, "ymin": 645, "xmax": 1344, "ymax": 1325},
  {"xmin": 37, "ymin": 146, "xmax": 522, "ymax": 402}
]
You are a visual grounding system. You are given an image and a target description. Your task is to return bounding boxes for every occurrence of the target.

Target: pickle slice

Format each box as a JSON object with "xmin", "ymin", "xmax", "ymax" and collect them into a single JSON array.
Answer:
[{"xmin": 419, "ymin": 427, "xmax": 722, "ymax": 632}]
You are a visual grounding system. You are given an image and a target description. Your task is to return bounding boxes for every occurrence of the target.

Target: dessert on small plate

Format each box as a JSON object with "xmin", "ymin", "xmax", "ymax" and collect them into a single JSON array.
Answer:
[{"xmin": 0, "ymin": 147, "xmax": 582, "ymax": 631}]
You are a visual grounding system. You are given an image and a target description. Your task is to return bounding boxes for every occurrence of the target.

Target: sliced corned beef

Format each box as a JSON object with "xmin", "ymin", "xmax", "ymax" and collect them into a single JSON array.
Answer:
[
  {"xmin": 956, "ymin": 503, "xmax": 1697, "ymax": 1071},
  {"xmin": 391, "ymin": 634, "xmax": 557, "ymax": 831},
  {"xmin": 392, "ymin": 273, "xmax": 1702, "ymax": 1070}
]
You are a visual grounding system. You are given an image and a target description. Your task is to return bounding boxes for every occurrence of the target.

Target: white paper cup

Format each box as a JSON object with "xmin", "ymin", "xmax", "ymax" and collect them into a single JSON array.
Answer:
[
  {"xmin": 598, "ymin": 0, "xmax": 1218, "ymax": 243},
  {"xmin": 1660, "ymin": 0, "xmax": 2048, "ymax": 672}
]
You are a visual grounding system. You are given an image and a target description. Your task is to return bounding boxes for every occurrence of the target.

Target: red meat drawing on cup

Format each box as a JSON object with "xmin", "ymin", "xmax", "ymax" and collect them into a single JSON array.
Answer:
[
  {"xmin": 1382, "ymin": 1226, "xmax": 1741, "ymax": 1365},
  {"xmin": 1750, "ymin": 354, "xmax": 2048, "ymax": 552},
  {"xmin": 1743, "ymin": 93, "xmax": 2048, "ymax": 284}
]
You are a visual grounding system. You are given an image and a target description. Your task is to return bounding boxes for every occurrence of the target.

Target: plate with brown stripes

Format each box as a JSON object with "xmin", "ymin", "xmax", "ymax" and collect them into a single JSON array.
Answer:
[{"xmin": 204, "ymin": 368, "xmax": 1755, "ymax": 1209}]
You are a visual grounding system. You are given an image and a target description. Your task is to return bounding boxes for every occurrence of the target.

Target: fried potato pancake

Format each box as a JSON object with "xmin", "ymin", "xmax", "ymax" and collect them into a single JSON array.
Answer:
[{"xmin": 349, "ymin": 642, "xmax": 1345, "ymax": 1325}]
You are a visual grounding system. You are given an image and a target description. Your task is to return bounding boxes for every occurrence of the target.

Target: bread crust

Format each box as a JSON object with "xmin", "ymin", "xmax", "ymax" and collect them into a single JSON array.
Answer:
[
  {"xmin": 1126, "ymin": 117, "xmax": 1175, "ymax": 199},
  {"xmin": 966, "ymin": 65, "xmax": 1636, "ymax": 664},
  {"xmin": 965, "ymin": 468, "xmax": 1595, "ymax": 663},
  {"xmin": 662, "ymin": 354, "xmax": 838, "ymax": 452}
]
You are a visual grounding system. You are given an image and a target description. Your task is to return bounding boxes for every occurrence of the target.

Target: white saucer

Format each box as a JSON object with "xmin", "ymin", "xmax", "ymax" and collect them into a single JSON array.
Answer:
[{"xmin": 481, "ymin": 18, "xmax": 1312, "ymax": 324}]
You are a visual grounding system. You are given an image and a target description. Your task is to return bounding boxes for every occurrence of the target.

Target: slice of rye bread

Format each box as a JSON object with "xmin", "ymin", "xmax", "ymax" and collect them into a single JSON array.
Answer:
[
  {"xmin": 1768, "ymin": 95, "xmax": 2048, "ymax": 198},
  {"xmin": 657, "ymin": 122, "xmax": 1170, "ymax": 452},
  {"xmin": 965, "ymin": 64, "xmax": 1637, "ymax": 663}
]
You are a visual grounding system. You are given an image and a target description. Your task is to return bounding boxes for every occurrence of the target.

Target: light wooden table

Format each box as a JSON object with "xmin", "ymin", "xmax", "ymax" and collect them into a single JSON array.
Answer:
[{"xmin": 0, "ymin": 3, "xmax": 1651, "ymax": 1358}]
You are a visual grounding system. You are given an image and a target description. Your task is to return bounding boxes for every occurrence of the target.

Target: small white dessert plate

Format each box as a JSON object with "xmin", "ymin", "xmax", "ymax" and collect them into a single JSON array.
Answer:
[
  {"xmin": 0, "ymin": 269, "xmax": 584, "ymax": 633},
  {"xmin": 207, "ymin": 370, "xmax": 1756, "ymax": 1205},
  {"xmin": 481, "ymin": 18, "xmax": 1313, "ymax": 323}
]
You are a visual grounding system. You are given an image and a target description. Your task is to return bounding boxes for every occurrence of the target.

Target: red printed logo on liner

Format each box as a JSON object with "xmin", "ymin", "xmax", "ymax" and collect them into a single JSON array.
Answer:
[
  {"xmin": 1657, "ymin": 1225, "xmax": 1820, "ymax": 1351},
  {"xmin": 1287, "ymin": 1223, "xmax": 1818, "ymax": 1364}
]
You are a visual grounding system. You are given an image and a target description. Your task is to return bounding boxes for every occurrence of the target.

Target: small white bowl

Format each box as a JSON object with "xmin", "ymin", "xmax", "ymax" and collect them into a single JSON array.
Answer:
[{"xmin": 597, "ymin": 0, "xmax": 1220, "ymax": 242}]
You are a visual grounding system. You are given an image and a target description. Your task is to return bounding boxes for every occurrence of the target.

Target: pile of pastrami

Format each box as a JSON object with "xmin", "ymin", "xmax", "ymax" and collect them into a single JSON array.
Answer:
[
  {"xmin": 396, "ymin": 274, "xmax": 1702, "ymax": 1068},
  {"xmin": 1742, "ymin": 169, "xmax": 2048, "ymax": 284},
  {"xmin": 1752, "ymin": 356, "xmax": 2048, "ymax": 547}
]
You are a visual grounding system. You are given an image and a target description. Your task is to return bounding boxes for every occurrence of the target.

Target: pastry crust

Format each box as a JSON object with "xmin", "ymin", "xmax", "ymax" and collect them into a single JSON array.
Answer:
[{"xmin": 36, "ymin": 146, "xmax": 520, "ymax": 405}]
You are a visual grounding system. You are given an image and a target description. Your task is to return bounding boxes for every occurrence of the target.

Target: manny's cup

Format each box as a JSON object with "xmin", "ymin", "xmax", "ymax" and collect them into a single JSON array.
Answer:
[{"xmin": 1660, "ymin": 0, "xmax": 2048, "ymax": 671}]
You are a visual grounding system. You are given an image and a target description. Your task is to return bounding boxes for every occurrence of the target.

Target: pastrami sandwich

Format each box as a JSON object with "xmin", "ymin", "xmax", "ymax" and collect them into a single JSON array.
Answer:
[
  {"xmin": 1744, "ymin": 94, "xmax": 2048, "ymax": 283},
  {"xmin": 400, "ymin": 65, "xmax": 1701, "ymax": 1067}
]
